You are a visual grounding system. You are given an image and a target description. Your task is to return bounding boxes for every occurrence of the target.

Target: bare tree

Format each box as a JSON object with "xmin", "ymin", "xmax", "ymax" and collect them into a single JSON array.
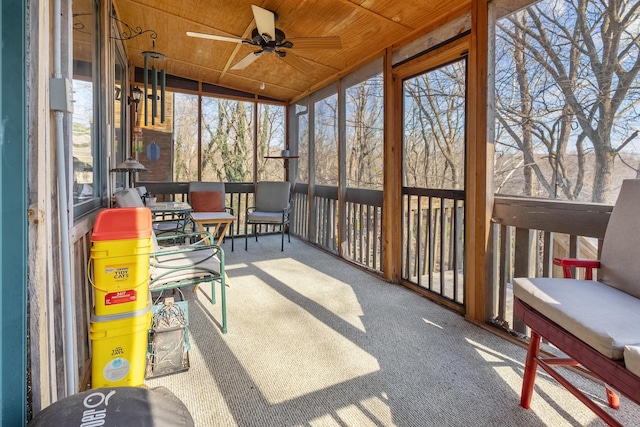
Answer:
[
  {"xmin": 403, "ymin": 60, "xmax": 466, "ymax": 190},
  {"xmin": 256, "ymin": 104, "xmax": 285, "ymax": 181},
  {"xmin": 497, "ymin": 0, "xmax": 640, "ymax": 202},
  {"xmin": 314, "ymin": 95, "xmax": 339, "ymax": 186},
  {"xmin": 173, "ymin": 93, "xmax": 199, "ymax": 181},
  {"xmin": 201, "ymin": 98, "xmax": 253, "ymax": 182},
  {"xmin": 345, "ymin": 75, "xmax": 384, "ymax": 189}
]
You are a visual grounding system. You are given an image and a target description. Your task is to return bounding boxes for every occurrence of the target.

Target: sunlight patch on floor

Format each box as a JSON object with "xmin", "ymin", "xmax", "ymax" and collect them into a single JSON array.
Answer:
[
  {"xmin": 308, "ymin": 413, "xmax": 342, "ymax": 427},
  {"xmin": 423, "ymin": 318, "xmax": 444, "ymax": 329},
  {"xmin": 359, "ymin": 395, "xmax": 394, "ymax": 425},
  {"xmin": 467, "ymin": 338, "xmax": 524, "ymax": 365},
  {"xmin": 336, "ymin": 403, "xmax": 384, "ymax": 426},
  {"xmin": 226, "ymin": 264, "xmax": 379, "ymax": 404},
  {"xmin": 254, "ymin": 258, "xmax": 367, "ymax": 332}
]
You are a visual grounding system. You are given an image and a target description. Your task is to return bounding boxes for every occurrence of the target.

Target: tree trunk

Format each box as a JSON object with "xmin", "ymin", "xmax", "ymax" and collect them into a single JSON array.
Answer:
[{"xmin": 592, "ymin": 146, "xmax": 615, "ymax": 203}]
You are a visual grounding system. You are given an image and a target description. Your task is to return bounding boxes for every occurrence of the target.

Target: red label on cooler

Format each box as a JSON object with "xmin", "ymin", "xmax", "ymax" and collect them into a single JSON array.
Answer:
[{"xmin": 105, "ymin": 290, "xmax": 137, "ymax": 305}]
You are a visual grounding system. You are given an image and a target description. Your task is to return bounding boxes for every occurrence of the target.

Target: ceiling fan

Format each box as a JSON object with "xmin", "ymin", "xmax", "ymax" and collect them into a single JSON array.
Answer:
[{"xmin": 187, "ymin": 5, "xmax": 342, "ymax": 74}]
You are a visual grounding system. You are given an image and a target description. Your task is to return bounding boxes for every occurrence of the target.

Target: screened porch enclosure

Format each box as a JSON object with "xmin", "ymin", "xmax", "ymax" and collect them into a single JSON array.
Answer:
[
  {"xmin": 23, "ymin": 0, "xmax": 640, "ymax": 424},
  {"xmin": 137, "ymin": 44, "xmax": 472, "ymax": 313}
]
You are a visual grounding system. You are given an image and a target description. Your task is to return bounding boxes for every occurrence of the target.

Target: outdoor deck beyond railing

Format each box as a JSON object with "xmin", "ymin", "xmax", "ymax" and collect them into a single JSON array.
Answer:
[{"xmin": 138, "ymin": 181, "xmax": 614, "ymax": 338}]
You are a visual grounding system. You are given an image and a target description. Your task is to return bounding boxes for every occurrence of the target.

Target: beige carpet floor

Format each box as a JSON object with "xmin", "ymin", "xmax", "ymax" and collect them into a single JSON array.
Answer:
[{"xmin": 146, "ymin": 235, "xmax": 640, "ymax": 426}]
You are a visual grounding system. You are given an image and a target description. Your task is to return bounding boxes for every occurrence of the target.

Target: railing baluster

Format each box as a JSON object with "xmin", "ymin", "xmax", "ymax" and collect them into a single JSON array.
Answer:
[
  {"xmin": 440, "ymin": 199, "xmax": 446, "ymax": 298},
  {"xmin": 452, "ymin": 200, "xmax": 459, "ymax": 303},
  {"xmin": 358, "ymin": 203, "xmax": 362, "ymax": 263},
  {"xmin": 498, "ymin": 224, "xmax": 509, "ymax": 327},
  {"xmin": 404, "ymin": 195, "xmax": 410, "ymax": 278},
  {"xmin": 366, "ymin": 204, "xmax": 372, "ymax": 268},
  {"xmin": 373, "ymin": 206, "xmax": 379, "ymax": 271},
  {"xmin": 569, "ymin": 234, "xmax": 578, "ymax": 278}
]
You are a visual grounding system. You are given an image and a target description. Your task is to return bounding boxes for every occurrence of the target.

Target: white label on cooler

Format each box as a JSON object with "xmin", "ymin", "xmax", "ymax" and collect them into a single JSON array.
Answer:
[{"xmin": 103, "ymin": 357, "xmax": 130, "ymax": 382}]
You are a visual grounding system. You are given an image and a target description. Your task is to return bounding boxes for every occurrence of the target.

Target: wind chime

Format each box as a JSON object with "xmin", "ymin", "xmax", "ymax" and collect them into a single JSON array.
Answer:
[{"xmin": 142, "ymin": 42, "xmax": 167, "ymax": 126}]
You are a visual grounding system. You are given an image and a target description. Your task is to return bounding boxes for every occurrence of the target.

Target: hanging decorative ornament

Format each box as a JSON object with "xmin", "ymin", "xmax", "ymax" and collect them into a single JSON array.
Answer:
[
  {"xmin": 142, "ymin": 44, "xmax": 167, "ymax": 126},
  {"xmin": 147, "ymin": 142, "xmax": 161, "ymax": 161}
]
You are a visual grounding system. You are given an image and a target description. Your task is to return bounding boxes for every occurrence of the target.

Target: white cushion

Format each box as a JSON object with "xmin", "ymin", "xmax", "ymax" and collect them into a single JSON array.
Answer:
[
  {"xmin": 624, "ymin": 345, "xmax": 640, "ymax": 377},
  {"xmin": 513, "ymin": 277, "xmax": 640, "ymax": 360},
  {"xmin": 247, "ymin": 211, "xmax": 284, "ymax": 224},
  {"xmin": 150, "ymin": 250, "xmax": 220, "ymax": 288}
]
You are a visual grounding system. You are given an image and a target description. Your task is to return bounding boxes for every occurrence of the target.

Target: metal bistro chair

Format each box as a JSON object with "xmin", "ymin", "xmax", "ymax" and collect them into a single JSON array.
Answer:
[
  {"xmin": 115, "ymin": 188, "xmax": 190, "ymax": 242},
  {"xmin": 245, "ymin": 181, "xmax": 291, "ymax": 251},
  {"xmin": 188, "ymin": 181, "xmax": 234, "ymax": 248}
]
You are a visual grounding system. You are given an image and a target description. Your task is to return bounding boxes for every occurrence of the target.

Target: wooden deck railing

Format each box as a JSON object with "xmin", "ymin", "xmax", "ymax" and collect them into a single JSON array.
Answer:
[
  {"xmin": 138, "ymin": 182, "xmax": 615, "ymax": 338},
  {"xmin": 292, "ymin": 183, "xmax": 384, "ymax": 272},
  {"xmin": 142, "ymin": 181, "xmax": 384, "ymax": 272},
  {"xmin": 489, "ymin": 196, "xmax": 612, "ymax": 335},
  {"xmin": 344, "ymin": 187, "xmax": 384, "ymax": 272},
  {"xmin": 140, "ymin": 181, "xmax": 256, "ymax": 238},
  {"xmin": 401, "ymin": 187, "xmax": 465, "ymax": 306}
]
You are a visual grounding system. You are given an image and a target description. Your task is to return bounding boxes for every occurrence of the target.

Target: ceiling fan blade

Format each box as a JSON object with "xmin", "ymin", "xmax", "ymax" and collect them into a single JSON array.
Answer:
[
  {"xmin": 280, "ymin": 51, "xmax": 314, "ymax": 75},
  {"xmin": 287, "ymin": 37, "xmax": 342, "ymax": 50},
  {"xmin": 230, "ymin": 51, "xmax": 262, "ymax": 70},
  {"xmin": 187, "ymin": 32, "xmax": 244, "ymax": 44},
  {"xmin": 251, "ymin": 5, "xmax": 275, "ymax": 41}
]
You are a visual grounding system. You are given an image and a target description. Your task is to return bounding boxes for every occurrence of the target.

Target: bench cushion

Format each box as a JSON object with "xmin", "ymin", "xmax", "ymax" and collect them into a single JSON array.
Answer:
[
  {"xmin": 513, "ymin": 277, "xmax": 640, "ymax": 360},
  {"xmin": 625, "ymin": 345, "xmax": 640, "ymax": 377},
  {"xmin": 247, "ymin": 211, "xmax": 285, "ymax": 224},
  {"xmin": 150, "ymin": 249, "xmax": 220, "ymax": 288}
]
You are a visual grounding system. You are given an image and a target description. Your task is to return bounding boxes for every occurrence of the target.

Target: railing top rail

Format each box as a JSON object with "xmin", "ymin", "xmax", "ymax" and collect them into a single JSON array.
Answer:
[
  {"xmin": 293, "ymin": 184, "xmax": 384, "ymax": 207},
  {"xmin": 138, "ymin": 181, "xmax": 255, "ymax": 194},
  {"xmin": 314, "ymin": 184, "xmax": 339, "ymax": 199},
  {"xmin": 345, "ymin": 187, "xmax": 383, "ymax": 206},
  {"xmin": 402, "ymin": 186, "xmax": 465, "ymax": 200},
  {"xmin": 493, "ymin": 195, "xmax": 612, "ymax": 239}
]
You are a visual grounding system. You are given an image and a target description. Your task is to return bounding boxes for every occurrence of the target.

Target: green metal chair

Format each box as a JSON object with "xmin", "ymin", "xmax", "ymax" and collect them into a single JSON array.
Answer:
[{"xmin": 149, "ymin": 231, "xmax": 227, "ymax": 333}]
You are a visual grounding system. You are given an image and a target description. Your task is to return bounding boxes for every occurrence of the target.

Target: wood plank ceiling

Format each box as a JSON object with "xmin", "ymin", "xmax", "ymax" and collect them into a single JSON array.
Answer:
[{"xmin": 112, "ymin": 0, "xmax": 470, "ymax": 103}]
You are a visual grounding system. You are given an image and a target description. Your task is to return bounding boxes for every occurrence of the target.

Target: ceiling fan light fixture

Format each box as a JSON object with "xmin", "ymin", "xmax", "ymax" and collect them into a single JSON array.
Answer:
[{"xmin": 188, "ymin": 4, "xmax": 341, "ymax": 75}]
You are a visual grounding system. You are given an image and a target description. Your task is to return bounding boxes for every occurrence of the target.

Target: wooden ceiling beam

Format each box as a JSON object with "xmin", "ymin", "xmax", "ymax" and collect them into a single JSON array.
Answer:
[{"xmin": 289, "ymin": 47, "xmax": 386, "ymax": 104}]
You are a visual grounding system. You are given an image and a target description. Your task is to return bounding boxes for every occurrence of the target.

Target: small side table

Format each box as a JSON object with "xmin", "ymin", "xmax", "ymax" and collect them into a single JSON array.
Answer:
[{"xmin": 191, "ymin": 211, "xmax": 235, "ymax": 251}]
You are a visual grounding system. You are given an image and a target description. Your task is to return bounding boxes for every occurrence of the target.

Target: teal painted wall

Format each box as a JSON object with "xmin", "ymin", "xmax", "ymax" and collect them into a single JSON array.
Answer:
[{"xmin": 0, "ymin": 0, "xmax": 27, "ymax": 424}]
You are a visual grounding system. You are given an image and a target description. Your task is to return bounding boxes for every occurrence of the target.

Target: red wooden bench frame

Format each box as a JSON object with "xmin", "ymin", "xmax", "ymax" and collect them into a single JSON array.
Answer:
[{"xmin": 516, "ymin": 257, "xmax": 640, "ymax": 427}]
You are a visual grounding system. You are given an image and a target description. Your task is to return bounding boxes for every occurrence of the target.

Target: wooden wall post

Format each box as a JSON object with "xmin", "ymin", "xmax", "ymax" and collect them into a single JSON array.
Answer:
[
  {"xmin": 466, "ymin": 0, "xmax": 493, "ymax": 323},
  {"xmin": 383, "ymin": 47, "xmax": 402, "ymax": 282}
]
